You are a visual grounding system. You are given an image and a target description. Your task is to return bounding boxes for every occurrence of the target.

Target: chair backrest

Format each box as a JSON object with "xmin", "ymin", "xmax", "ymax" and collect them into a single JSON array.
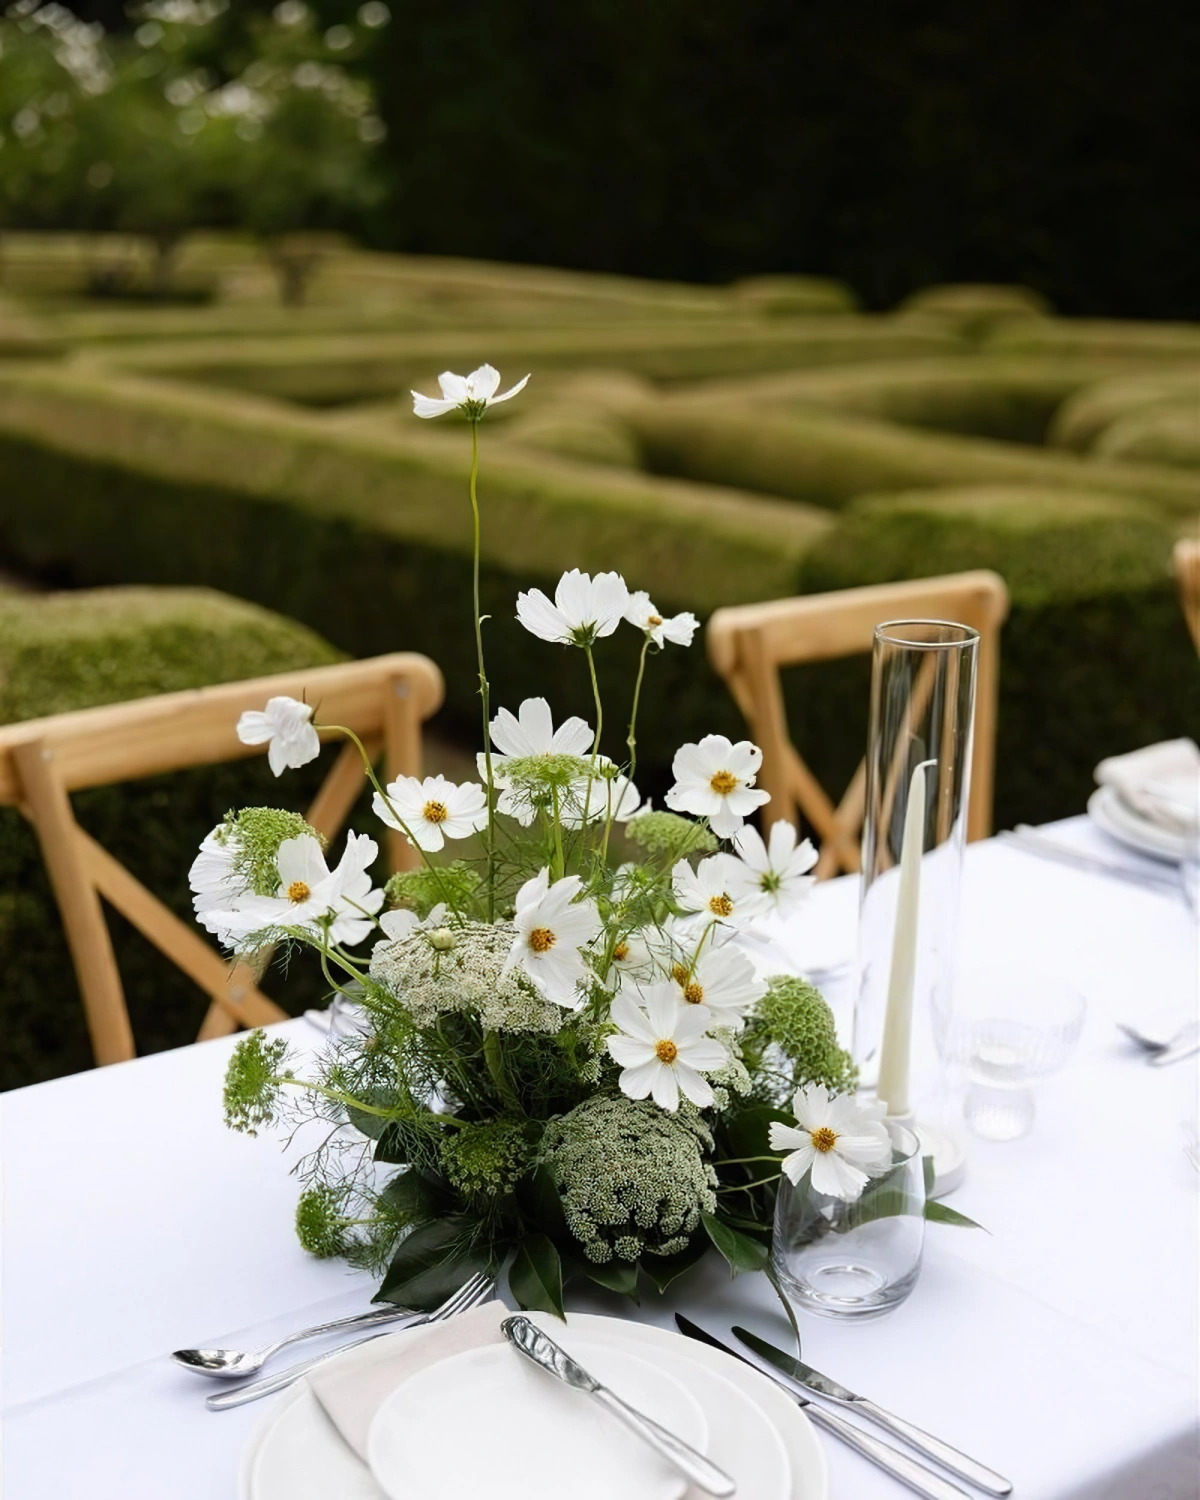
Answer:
[
  {"xmin": 1174, "ymin": 535, "xmax": 1200, "ymax": 654},
  {"xmin": 707, "ymin": 571, "xmax": 1009, "ymax": 878},
  {"xmin": 0, "ymin": 652, "xmax": 443, "ymax": 1067}
]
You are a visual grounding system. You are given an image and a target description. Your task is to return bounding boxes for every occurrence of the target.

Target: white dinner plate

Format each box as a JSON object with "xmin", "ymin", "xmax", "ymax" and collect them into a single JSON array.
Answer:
[
  {"xmin": 242, "ymin": 1311, "xmax": 824, "ymax": 1500},
  {"xmin": 368, "ymin": 1339, "xmax": 704, "ymax": 1500},
  {"xmin": 1088, "ymin": 785, "xmax": 1193, "ymax": 863}
]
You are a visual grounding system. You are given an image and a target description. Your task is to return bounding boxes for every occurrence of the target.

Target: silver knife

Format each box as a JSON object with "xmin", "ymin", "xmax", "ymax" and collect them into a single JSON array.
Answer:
[
  {"xmin": 674, "ymin": 1315, "xmax": 969, "ymax": 1500},
  {"xmin": 1149, "ymin": 1021, "xmax": 1200, "ymax": 1067},
  {"xmin": 733, "ymin": 1326, "xmax": 1012, "ymax": 1496},
  {"xmin": 502, "ymin": 1316, "xmax": 736, "ymax": 1498}
]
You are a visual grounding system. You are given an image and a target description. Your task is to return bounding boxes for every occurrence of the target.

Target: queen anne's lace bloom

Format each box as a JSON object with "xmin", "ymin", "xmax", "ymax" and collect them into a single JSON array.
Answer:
[
  {"xmin": 370, "ymin": 919, "xmax": 565, "ymax": 1033},
  {"xmin": 540, "ymin": 1095, "xmax": 718, "ymax": 1263}
]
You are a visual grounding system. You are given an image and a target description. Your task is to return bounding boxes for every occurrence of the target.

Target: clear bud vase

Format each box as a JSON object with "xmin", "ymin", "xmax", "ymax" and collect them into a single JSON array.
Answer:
[{"xmin": 853, "ymin": 621, "xmax": 979, "ymax": 1118}]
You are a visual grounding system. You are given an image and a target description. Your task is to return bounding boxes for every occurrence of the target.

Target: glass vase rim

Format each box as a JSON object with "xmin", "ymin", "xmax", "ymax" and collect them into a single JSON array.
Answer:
[{"xmin": 873, "ymin": 618, "xmax": 981, "ymax": 651}]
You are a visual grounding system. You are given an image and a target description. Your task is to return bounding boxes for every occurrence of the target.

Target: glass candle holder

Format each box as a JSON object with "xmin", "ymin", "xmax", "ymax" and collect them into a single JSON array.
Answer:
[
  {"xmin": 853, "ymin": 621, "xmax": 980, "ymax": 1115},
  {"xmin": 771, "ymin": 1120, "xmax": 926, "ymax": 1321}
]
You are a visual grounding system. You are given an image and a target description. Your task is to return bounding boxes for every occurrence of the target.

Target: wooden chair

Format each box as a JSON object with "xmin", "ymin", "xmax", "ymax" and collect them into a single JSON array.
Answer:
[
  {"xmin": 1174, "ymin": 535, "xmax": 1200, "ymax": 655},
  {"xmin": 707, "ymin": 572, "xmax": 1009, "ymax": 878},
  {"xmin": 0, "ymin": 653, "xmax": 443, "ymax": 1067}
]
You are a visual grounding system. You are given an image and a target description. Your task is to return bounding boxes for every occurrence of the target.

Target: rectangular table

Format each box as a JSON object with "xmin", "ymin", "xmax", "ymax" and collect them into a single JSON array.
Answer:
[{"xmin": 3, "ymin": 826, "xmax": 1197, "ymax": 1499}]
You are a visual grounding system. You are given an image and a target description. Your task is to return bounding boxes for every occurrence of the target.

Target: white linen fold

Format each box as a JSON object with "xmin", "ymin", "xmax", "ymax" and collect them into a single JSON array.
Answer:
[
  {"xmin": 1095, "ymin": 738, "xmax": 1200, "ymax": 837},
  {"xmin": 306, "ymin": 1301, "xmax": 509, "ymax": 1462}
]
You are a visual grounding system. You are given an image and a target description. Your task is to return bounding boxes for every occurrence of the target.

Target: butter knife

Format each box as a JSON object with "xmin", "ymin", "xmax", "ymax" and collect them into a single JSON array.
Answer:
[
  {"xmin": 675, "ymin": 1316, "xmax": 969, "ymax": 1500},
  {"xmin": 502, "ymin": 1316, "xmax": 736, "ymax": 1498},
  {"xmin": 733, "ymin": 1326, "xmax": 1012, "ymax": 1496}
]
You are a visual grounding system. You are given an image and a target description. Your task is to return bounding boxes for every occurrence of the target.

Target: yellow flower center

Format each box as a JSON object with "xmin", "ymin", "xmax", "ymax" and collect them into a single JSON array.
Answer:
[
  {"xmin": 422, "ymin": 800, "xmax": 449, "ymax": 824},
  {"xmin": 612, "ymin": 941, "xmax": 629, "ymax": 962},
  {"xmin": 708, "ymin": 893, "xmax": 734, "ymax": 917},
  {"xmin": 709, "ymin": 769, "xmax": 739, "ymax": 795},
  {"xmin": 655, "ymin": 1039, "xmax": 679, "ymax": 1064},
  {"xmin": 286, "ymin": 881, "xmax": 311, "ymax": 904},
  {"xmin": 811, "ymin": 1126, "xmax": 838, "ymax": 1153},
  {"xmin": 683, "ymin": 982, "xmax": 705, "ymax": 1004},
  {"xmin": 528, "ymin": 926, "xmax": 556, "ymax": 954},
  {"xmin": 648, "ymin": 614, "xmax": 663, "ymax": 626}
]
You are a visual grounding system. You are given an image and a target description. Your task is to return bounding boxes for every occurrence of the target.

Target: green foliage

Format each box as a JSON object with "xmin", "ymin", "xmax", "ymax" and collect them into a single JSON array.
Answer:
[
  {"xmin": 509, "ymin": 1232, "xmax": 565, "ymax": 1318},
  {"xmin": 0, "ymin": 584, "xmax": 343, "ymax": 1091},
  {"xmin": 700, "ymin": 1212, "xmax": 769, "ymax": 1276},
  {"xmin": 540, "ymin": 1096, "xmax": 718, "ymax": 1265},
  {"xmin": 626, "ymin": 811, "xmax": 718, "ymax": 860},
  {"xmin": 224, "ymin": 806, "xmax": 320, "ymax": 896},
  {"xmin": 295, "ymin": 1183, "xmax": 352, "ymax": 1259},
  {"xmin": 385, "ymin": 861, "xmax": 482, "ymax": 919},
  {"xmin": 222, "ymin": 1028, "xmax": 291, "ymax": 1134}
]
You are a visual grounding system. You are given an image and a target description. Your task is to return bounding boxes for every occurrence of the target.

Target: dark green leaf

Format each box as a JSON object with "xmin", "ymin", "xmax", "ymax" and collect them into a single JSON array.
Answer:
[
  {"xmin": 509, "ymin": 1233, "xmax": 566, "ymax": 1319},
  {"xmin": 641, "ymin": 1235, "xmax": 709, "ymax": 1295},
  {"xmin": 581, "ymin": 1259, "xmax": 641, "ymax": 1303},
  {"xmin": 766, "ymin": 1262, "xmax": 803, "ymax": 1355},
  {"xmin": 922, "ymin": 1155, "xmax": 936, "ymax": 1195},
  {"xmin": 701, "ymin": 1212, "xmax": 770, "ymax": 1276},
  {"xmin": 925, "ymin": 1201, "xmax": 986, "ymax": 1231},
  {"xmin": 373, "ymin": 1215, "xmax": 494, "ymax": 1309},
  {"xmin": 720, "ymin": 1104, "xmax": 792, "ymax": 1162},
  {"xmin": 515, "ymin": 1164, "xmax": 568, "ymax": 1240},
  {"xmin": 379, "ymin": 1168, "xmax": 452, "ymax": 1221}
]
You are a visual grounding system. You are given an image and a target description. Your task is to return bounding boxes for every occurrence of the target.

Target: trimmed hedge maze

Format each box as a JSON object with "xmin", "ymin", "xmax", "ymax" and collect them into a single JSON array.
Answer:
[{"xmin": 0, "ymin": 246, "xmax": 1197, "ymax": 1083}]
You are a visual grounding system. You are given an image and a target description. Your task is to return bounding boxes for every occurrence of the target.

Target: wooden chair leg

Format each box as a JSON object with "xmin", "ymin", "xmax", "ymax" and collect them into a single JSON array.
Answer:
[{"xmin": 12, "ymin": 739, "xmax": 135, "ymax": 1066}]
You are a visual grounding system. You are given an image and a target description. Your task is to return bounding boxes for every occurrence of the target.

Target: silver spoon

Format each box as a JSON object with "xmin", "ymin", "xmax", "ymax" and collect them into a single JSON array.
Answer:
[{"xmin": 171, "ymin": 1302, "xmax": 417, "ymax": 1379}]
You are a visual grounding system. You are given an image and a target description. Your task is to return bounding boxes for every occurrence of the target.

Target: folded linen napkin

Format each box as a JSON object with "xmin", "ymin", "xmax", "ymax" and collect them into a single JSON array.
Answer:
[
  {"xmin": 1095, "ymin": 739, "xmax": 1200, "ymax": 837},
  {"xmin": 307, "ymin": 1302, "xmax": 509, "ymax": 1461}
]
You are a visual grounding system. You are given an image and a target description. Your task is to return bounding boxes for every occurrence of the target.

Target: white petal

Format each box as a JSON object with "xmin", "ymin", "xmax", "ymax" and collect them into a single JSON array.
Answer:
[
  {"xmin": 379, "ymin": 909, "xmax": 419, "ymax": 940},
  {"xmin": 437, "ymin": 370, "xmax": 469, "ymax": 402},
  {"xmin": 768, "ymin": 1121, "xmax": 808, "ymax": 1153},
  {"xmin": 235, "ymin": 710, "xmax": 273, "ymax": 746},
  {"xmin": 468, "ymin": 363, "xmax": 501, "ymax": 401},
  {"xmin": 516, "ymin": 589, "xmax": 571, "ymax": 643},
  {"xmin": 810, "ymin": 1151, "xmax": 870, "ymax": 1200},
  {"xmin": 650, "ymin": 1063, "xmax": 681, "ymax": 1112},
  {"xmin": 673, "ymin": 1061, "xmax": 713, "ymax": 1109},
  {"xmin": 275, "ymin": 835, "xmax": 328, "ymax": 890},
  {"xmin": 411, "ymin": 391, "xmax": 458, "ymax": 418},
  {"xmin": 488, "ymin": 372, "xmax": 529, "ymax": 405},
  {"xmin": 780, "ymin": 1143, "xmax": 816, "ymax": 1185},
  {"xmin": 617, "ymin": 1057, "xmax": 660, "ymax": 1101},
  {"xmin": 607, "ymin": 1034, "xmax": 655, "ymax": 1067}
]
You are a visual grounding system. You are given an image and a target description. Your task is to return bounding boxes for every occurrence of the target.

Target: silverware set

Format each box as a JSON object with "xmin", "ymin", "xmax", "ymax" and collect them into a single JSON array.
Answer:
[
  {"xmin": 999, "ymin": 824, "xmax": 1196, "ymax": 909},
  {"xmin": 676, "ymin": 1316, "xmax": 1012, "ymax": 1500},
  {"xmin": 174, "ymin": 1276, "xmax": 1011, "ymax": 1497},
  {"xmin": 183, "ymin": 1272, "xmax": 495, "ymax": 1413}
]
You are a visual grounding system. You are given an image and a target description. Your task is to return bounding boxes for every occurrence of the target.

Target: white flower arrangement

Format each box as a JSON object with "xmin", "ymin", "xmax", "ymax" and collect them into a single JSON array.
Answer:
[{"xmin": 207, "ymin": 364, "xmax": 971, "ymax": 1321}]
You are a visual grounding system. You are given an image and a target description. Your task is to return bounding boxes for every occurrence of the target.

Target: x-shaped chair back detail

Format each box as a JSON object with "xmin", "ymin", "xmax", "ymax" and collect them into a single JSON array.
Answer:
[
  {"xmin": 0, "ymin": 652, "xmax": 444, "ymax": 1067},
  {"xmin": 1174, "ymin": 535, "xmax": 1200, "ymax": 655},
  {"xmin": 707, "ymin": 572, "xmax": 1009, "ymax": 878}
]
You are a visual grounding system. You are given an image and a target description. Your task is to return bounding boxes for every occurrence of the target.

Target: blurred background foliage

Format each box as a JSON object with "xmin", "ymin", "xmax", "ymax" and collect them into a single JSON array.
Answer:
[{"xmin": 4, "ymin": 0, "xmax": 1198, "ymax": 317}]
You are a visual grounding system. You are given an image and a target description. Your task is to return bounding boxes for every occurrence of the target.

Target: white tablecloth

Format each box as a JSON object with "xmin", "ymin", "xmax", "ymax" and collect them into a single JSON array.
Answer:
[{"xmin": 3, "ymin": 823, "xmax": 1198, "ymax": 1499}]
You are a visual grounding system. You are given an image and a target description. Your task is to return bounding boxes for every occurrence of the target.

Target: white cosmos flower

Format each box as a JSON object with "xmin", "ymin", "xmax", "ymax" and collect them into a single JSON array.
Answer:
[
  {"xmin": 560, "ymin": 761, "xmax": 641, "ymax": 829},
  {"xmin": 672, "ymin": 853, "xmax": 769, "ymax": 930},
  {"xmin": 516, "ymin": 569, "xmax": 630, "ymax": 647},
  {"xmin": 476, "ymin": 697, "xmax": 593, "ymax": 825},
  {"xmin": 668, "ymin": 942, "xmax": 766, "ymax": 1030},
  {"xmin": 730, "ymin": 821, "xmax": 818, "ymax": 913},
  {"xmin": 664, "ymin": 734, "xmax": 770, "ymax": 839},
  {"xmin": 374, "ymin": 902, "xmax": 448, "ymax": 952},
  {"xmin": 624, "ymin": 591, "xmax": 699, "ymax": 649},
  {"xmin": 373, "ymin": 774, "xmax": 488, "ymax": 852},
  {"xmin": 189, "ymin": 829, "xmax": 243, "ymax": 919},
  {"xmin": 502, "ymin": 869, "xmax": 603, "ymax": 1009},
  {"xmin": 411, "ymin": 363, "xmax": 529, "ymax": 419},
  {"xmin": 208, "ymin": 831, "xmax": 384, "ymax": 950},
  {"xmin": 607, "ymin": 983, "xmax": 727, "ymax": 1112},
  {"xmin": 236, "ymin": 696, "xmax": 321, "ymax": 777},
  {"xmin": 769, "ymin": 1084, "xmax": 893, "ymax": 1202}
]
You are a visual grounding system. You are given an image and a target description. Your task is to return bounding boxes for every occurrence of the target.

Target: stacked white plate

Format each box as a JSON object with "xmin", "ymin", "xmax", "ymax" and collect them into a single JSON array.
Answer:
[
  {"xmin": 1087, "ymin": 785, "xmax": 1194, "ymax": 864},
  {"xmin": 239, "ymin": 1312, "xmax": 827, "ymax": 1500}
]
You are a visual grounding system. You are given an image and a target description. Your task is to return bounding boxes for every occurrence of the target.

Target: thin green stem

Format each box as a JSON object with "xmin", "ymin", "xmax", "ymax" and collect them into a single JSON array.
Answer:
[
  {"xmin": 717, "ymin": 1172, "xmax": 783, "ymax": 1194},
  {"xmin": 713, "ymin": 1155, "xmax": 787, "ymax": 1168},
  {"xmin": 469, "ymin": 419, "xmax": 497, "ymax": 921},
  {"xmin": 626, "ymin": 635, "xmax": 651, "ymax": 786},
  {"xmin": 580, "ymin": 641, "xmax": 605, "ymax": 845}
]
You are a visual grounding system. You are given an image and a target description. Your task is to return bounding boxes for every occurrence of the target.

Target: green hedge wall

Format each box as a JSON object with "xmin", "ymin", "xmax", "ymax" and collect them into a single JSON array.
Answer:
[
  {"xmin": 0, "ymin": 587, "xmax": 345, "ymax": 1091},
  {"xmin": 1049, "ymin": 369, "xmax": 1200, "ymax": 452},
  {"xmin": 0, "ymin": 368, "xmax": 1192, "ymax": 859}
]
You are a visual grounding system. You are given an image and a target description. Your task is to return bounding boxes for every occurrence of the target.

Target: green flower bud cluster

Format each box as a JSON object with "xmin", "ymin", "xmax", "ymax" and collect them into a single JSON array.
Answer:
[
  {"xmin": 221, "ymin": 806, "xmax": 319, "ymax": 896},
  {"xmin": 295, "ymin": 1184, "xmax": 351, "ymax": 1258},
  {"xmin": 625, "ymin": 811, "xmax": 717, "ymax": 860},
  {"xmin": 385, "ymin": 860, "xmax": 480, "ymax": 919},
  {"xmin": 222, "ymin": 1028, "xmax": 291, "ymax": 1134},
  {"xmin": 540, "ymin": 1096, "xmax": 717, "ymax": 1264},
  {"xmin": 370, "ymin": 920, "xmax": 564, "ymax": 1033},
  {"xmin": 439, "ymin": 1117, "xmax": 535, "ymax": 1199},
  {"xmin": 757, "ymin": 976, "xmax": 857, "ymax": 1094},
  {"xmin": 501, "ymin": 752, "xmax": 591, "ymax": 792}
]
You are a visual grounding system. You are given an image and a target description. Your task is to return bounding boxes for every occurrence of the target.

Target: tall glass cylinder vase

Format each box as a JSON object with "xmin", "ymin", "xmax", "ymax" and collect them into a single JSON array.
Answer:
[{"xmin": 853, "ymin": 621, "xmax": 979, "ymax": 1118}]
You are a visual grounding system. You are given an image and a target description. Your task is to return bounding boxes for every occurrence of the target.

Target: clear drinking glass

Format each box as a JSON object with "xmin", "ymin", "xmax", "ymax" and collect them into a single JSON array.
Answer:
[
  {"xmin": 771, "ymin": 1120, "xmax": 926, "ymax": 1321},
  {"xmin": 854, "ymin": 621, "xmax": 980, "ymax": 1113},
  {"xmin": 945, "ymin": 966, "xmax": 1087, "ymax": 1140}
]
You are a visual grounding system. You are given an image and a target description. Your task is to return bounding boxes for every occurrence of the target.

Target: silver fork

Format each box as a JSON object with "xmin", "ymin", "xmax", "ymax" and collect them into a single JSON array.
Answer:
[{"xmin": 205, "ymin": 1271, "xmax": 495, "ymax": 1411}]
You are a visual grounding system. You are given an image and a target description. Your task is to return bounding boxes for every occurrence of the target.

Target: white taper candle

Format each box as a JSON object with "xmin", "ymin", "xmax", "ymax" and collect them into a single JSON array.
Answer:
[{"xmin": 876, "ymin": 759, "xmax": 932, "ymax": 1117}]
